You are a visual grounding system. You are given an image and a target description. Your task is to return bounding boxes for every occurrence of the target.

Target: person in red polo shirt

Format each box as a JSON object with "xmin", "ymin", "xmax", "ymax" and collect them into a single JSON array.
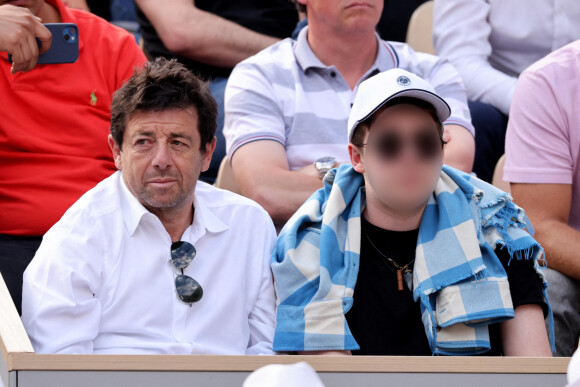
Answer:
[{"xmin": 0, "ymin": 0, "xmax": 146, "ymax": 314}]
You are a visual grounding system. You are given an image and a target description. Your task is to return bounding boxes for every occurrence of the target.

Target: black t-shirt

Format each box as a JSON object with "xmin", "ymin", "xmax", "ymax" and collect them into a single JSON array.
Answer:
[
  {"xmin": 135, "ymin": 0, "xmax": 298, "ymax": 80},
  {"xmin": 87, "ymin": 0, "xmax": 111, "ymax": 21},
  {"xmin": 376, "ymin": 0, "xmax": 428, "ymax": 42},
  {"xmin": 345, "ymin": 216, "xmax": 547, "ymax": 356}
]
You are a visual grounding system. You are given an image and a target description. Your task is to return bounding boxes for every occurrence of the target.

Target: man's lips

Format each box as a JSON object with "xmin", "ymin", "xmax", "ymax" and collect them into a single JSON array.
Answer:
[
  {"xmin": 345, "ymin": 1, "xmax": 373, "ymax": 9},
  {"xmin": 147, "ymin": 178, "xmax": 178, "ymax": 187}
]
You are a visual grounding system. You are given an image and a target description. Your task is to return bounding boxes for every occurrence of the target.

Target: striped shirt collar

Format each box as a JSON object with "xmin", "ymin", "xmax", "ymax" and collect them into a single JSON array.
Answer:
[{"xmin": 293, "ymin": 26, "xmax": 399, "ymax": 73}]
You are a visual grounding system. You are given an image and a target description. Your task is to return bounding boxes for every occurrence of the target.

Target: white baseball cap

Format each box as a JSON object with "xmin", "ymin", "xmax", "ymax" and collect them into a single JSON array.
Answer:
[
  {"xmin": 243, "ymin": 362, "xmax": 325, "ymax": 387},
  {"xmin": 347, "ymin": 68, "xmax": 451, "ymax": 142}
]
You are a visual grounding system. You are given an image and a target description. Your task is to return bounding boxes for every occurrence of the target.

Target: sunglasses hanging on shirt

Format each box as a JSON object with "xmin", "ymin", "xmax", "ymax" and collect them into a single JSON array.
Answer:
[{"xmin": 171, "ymin": 241, "xmax": 203, "ymax": 306}]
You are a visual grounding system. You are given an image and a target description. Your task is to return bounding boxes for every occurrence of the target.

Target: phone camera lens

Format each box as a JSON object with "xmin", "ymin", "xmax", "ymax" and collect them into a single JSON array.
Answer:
[{"xmin": 64, "ymin": 34, "xmax": 70, "ymax": 41}]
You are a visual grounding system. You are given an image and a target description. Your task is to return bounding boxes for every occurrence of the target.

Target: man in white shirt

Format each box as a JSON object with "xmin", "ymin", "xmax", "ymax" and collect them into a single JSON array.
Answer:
[
  {"xmin": 21, "ymin": 58, "xmax": 277, "ymax": 355},
  {"xmin": 433, "ymin": 0, "xmax": 580, "ymax": 182},
  {"xmin": 224, "ymin": 0, "xmax": 475, "ymax": 229}
]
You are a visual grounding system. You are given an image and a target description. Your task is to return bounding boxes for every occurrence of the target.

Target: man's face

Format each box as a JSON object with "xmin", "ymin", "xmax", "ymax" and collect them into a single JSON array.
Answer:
[
  {"xmin": 350, "ymin": 103, "xmax": 443, "ymax": 212},
  {"xmin": 108, "ymin": 108, "xmax": 215, "ymax": 214},
  {"xmin": 0, "ymin": 0, "xmax": 44, "ymax": 15},
  {"xmin": 300, "ymin": 0, "xmax": 383, "ymax": 33}
]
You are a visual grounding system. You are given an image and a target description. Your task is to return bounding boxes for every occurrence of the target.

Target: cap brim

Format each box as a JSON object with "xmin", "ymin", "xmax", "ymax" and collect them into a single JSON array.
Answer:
[{"xmin": 357, "ymin": 88, "xmax": 451, "ymax": 125}]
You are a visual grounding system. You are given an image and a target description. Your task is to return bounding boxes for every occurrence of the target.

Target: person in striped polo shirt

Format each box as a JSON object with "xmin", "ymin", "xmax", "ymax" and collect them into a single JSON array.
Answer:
[{"xmin": 224, "ymin": 0, "xmax": 475, "ymax": 228}]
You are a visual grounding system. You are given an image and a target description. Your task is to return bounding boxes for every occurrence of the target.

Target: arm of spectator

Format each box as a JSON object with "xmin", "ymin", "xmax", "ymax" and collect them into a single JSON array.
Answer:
[
  {"xmin": 225, "ymin": 58, "xmax": 325, "ymax": 226},
  {"xmin": 511, "ymin": 183, "xmax": 580, "ymax": 280},
  {"xmin": 231, "ymin": 140, "xmax": 323, "ymax": 227},
  {"xmin": 442, "ymin": 123, "xmax": 475, "ymax": 173},
  {"xmin": 135, "ymin": 0, "xmax": 280, "ymax": 68},
  {"xmin": 21, "ymin": 210, "xmax": 104, "ymax": 354},
  {"xmin": 433, "ymin": 0, "xmax": 517, "ymax": 115},
  {"xmin": 0, "ymin": 4, "xmax": 52, "ymax": 74},
  {"xmin": 504, "ymin": 60, "xmax": 580, "ymax": 279},
  {"xmin": 500, "ymin": 304, "xmax": 552, "ymax": 356}
]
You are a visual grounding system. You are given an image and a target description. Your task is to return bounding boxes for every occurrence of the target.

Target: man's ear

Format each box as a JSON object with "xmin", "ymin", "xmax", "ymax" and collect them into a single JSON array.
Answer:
[
  {"xmin": 348, "ymin": 143, "xmax": 365, "ymax": 174},
  {"xmin": 108, "ymin": 134, "xmax": 123, "ymax": 170},
  {"xmin": 200, "ymin": 136, "xmax": 217, "ymax": 173}
]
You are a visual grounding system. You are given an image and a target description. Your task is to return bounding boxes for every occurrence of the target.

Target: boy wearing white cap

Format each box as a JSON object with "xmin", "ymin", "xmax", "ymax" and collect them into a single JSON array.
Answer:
[{"xmin": 271, "ymin": 69, "xmax": 553, "ymax": 356}]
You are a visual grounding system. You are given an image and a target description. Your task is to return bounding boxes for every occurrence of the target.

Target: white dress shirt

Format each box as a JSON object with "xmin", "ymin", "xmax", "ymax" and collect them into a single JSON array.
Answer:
[
  {"xmin": 433, "ymin": 0, "xmax": 580, "ymax": 115},
  {"xmin": 22, "ymin": 171, "xmax": 277, "ymax": 355}
]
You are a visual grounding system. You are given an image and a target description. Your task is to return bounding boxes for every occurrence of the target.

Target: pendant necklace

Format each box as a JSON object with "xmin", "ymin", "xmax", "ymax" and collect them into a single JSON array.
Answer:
[{"xmin": 362, "ymin": 223, "xmax": 414, "ymax": 291}]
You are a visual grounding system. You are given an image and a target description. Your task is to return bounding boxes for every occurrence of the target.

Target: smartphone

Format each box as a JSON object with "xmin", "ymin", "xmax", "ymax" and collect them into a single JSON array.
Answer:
[{"xmin": 8, "ymin": 23, "xmax": 79, "ymax": 65}]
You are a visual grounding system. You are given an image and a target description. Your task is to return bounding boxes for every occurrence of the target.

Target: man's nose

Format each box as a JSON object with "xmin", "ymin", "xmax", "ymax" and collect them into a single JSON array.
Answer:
[{"xmin": 151, "ymin": 144, "xmax": 172, "ymax": 169}]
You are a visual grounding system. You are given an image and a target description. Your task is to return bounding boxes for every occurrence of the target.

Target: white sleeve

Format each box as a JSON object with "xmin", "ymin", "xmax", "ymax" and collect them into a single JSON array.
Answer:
[
  {"xmin": 392, "ymin": 41, "xmax": 475, "ymax": 136},
  {"xmin": 245, "ymin": 212, "xmax": 278, "ymax": 355},
  {"xmin": 433, "ymin": 0, "xmax": 517, "ymax": 115},
  {"xmin": 21, "ymin": 209, "xmax": 105, "ymax": 354}
]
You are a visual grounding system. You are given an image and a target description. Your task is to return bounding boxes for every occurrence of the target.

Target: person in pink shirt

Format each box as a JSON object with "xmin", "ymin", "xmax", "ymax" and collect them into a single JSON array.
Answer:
[{"xmin": 504, "ymin": 39, "xmax": 580, "ymax": 356}]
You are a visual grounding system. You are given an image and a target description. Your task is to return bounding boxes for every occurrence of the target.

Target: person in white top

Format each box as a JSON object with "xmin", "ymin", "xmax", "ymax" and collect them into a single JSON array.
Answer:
[
  {"xmin": 433, "ymin": 0, "xmax": 580, "ymax": 182},
  {"xmin": 21, "ymin": 57, "xmax": 277, "ymax": 355}
]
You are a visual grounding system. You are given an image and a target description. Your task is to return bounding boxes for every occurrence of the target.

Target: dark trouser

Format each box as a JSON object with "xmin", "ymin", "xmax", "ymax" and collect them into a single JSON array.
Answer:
[
  {"xmin": 469, "ymin": 100, "xmax": 509, "ymax": 183},
  {"xmin": 544, "ymin": 268, "xmax": 580, "ymax": 356},
  {"xmin": 0, "ymin": 235, "xmax": 42, "ymax": 315}
]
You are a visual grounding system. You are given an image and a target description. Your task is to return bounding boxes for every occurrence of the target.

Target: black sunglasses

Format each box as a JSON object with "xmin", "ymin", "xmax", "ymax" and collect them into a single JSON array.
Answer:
[
  {"xmin": 171, "ymin": 241, "xmax": 203, "ymax": 306},
  {"xmin": 363, "ymin": 130, "xmax": 446, "ymax": 162}
]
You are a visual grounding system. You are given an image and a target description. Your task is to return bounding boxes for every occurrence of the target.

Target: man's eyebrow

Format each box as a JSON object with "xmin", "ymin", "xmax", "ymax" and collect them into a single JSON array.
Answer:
[
  {"xmin": 132, "ymin": 131, "xmax": 154, "ymax": 137},
  {"xmin": 168, "ymin": 133, "xmax": 193, "ymax": 141}
]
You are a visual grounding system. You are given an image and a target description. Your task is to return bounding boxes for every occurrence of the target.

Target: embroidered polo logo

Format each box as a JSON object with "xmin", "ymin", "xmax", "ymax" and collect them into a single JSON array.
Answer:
[
  {"xmin": 90, "ymin": 90, "xmax": 97, "ymax": 106},
  {"xmin": 396, "ymin": 76, "xmax": 411, "ymax": 86}
]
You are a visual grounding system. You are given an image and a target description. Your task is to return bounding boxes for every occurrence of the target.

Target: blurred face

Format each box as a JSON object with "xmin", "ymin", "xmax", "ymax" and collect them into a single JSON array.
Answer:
[
  {"xmin": 108, "ymin": 108, "xmax": 215, "ymax": 215},
  {"xmin": 349, "ymin": 103, "xmax": 444, "ymax": 213},
  {"xmin": 299, "ymin": 0, "xmax": 383, "ymax": 33},
  {"xmin": 0, "ymin": 0, "xmax": 44, "ymax": 15}
]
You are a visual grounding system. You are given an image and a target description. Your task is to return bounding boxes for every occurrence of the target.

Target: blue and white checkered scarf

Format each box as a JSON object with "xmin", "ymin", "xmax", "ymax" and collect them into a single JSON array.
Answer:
[{"xmin": 272, "ymin": 164, "xmax": 554, "ymax": 355}]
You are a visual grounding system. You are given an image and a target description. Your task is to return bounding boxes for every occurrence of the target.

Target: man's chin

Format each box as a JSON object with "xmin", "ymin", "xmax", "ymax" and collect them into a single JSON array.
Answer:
[{"xmin": 141, "ymin": 194, "xmax": 189, "ymax": 211}]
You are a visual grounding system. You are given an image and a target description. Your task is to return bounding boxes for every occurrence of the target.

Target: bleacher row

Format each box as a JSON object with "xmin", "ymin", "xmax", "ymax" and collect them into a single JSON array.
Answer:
[{"xmin": 0, "ymin": 271, "xmax": 571, "ymax": 386}]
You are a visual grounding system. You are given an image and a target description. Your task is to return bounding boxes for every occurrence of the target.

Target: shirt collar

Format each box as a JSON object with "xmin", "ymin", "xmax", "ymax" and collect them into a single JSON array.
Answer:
[
  {"xmin": 293, "ymin": 26, "xmax": 397, "ymax": 73},
  {"xmin": 293, "ymin": 26, "xmax": 327, "ymax": 71},
  {"xmin": 190, "ymin": 184, "xmax": 229, "ymax": 235},
  {"xmin": 118, "ymin": 173, "xmax": 229, "ymax": 237},
  {"xmin": 118, "ymin": 172, "xmax": 151, "ymax": 237},
  {"xmin": 374, "ymin": 36, "xmax": 398, "ymax": 71}
]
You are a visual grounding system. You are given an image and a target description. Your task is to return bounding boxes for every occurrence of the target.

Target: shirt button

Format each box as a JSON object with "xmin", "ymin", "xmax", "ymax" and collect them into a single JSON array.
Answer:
[{"xmin": 330, "ymin": 71, "xmax": 336, "ymax": 78}]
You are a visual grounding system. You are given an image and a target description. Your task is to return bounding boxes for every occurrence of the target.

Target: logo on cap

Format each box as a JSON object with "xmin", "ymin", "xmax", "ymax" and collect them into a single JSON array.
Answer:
[{"xmin": 396, "ymin": 76, "xmax": 411, "ymax": 86}]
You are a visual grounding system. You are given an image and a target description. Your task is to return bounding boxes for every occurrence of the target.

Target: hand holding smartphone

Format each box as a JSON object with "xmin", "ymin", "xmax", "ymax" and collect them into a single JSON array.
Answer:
[
  {"xmin": 8, "ymin": 23, "xmax": 79, "ymax": 66},
  {"xmin": 0, "ymin": 4, "xmax": 52, "ymax": 73}
]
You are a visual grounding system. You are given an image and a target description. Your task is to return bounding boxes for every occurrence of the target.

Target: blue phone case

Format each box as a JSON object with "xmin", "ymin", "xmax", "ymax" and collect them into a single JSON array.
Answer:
[
  {"xmin": 8, "ymin": 23, "xmax": 79, "ymax": 65},
  {"xmin": 38, "ymin": 23, "xmax": 79, "ymax": 64}
]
